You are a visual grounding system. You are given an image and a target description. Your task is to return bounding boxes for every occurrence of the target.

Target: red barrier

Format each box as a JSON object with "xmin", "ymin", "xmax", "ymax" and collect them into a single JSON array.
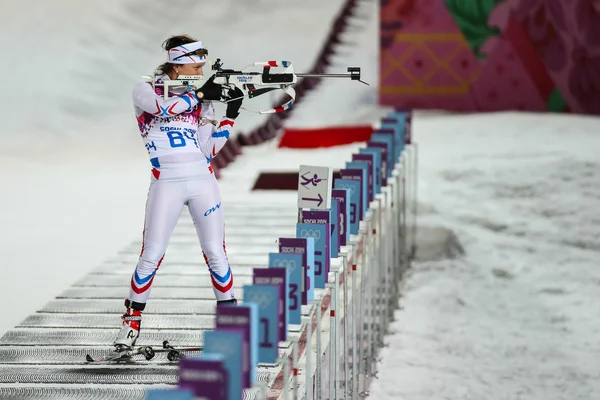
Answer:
[{"xmin": 277, "ymin": 125, "xmax": 374, "ymax": 148}]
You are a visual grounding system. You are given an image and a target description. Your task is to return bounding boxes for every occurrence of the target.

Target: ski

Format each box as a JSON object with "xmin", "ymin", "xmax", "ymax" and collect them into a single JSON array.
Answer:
[
  {"xmin": 85, "ymin": 345, "xmax": 155, "ymax": 363},
  {"xmin": 85, "ymin": 341, "xmax": 201, "ymax": 363}
]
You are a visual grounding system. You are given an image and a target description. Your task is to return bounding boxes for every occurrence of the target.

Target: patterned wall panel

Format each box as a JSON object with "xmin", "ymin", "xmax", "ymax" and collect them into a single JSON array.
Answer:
[{"xmin": 379, "ymin": 0, "xmax": 600, "ymax": 115}]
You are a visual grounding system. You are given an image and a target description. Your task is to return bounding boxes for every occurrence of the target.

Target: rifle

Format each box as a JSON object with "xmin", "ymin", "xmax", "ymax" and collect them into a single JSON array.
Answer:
[{"xmin": 145, "ymin": 58, "xmax": 368, "ymax": 114}]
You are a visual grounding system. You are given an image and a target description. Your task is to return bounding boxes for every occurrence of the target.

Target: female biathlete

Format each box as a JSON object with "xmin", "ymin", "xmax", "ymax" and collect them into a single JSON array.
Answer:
[{"xmin": 113, "ymin": 34, "xmax": 243, "ymax": 351}]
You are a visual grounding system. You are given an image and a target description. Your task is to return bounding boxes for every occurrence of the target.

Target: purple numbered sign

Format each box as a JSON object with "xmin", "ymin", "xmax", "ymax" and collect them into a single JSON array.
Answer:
[
  {"xmin": 178, "ymin": 356, "xmax": 229, "ymax": 400},
  {"xmin": 253, "ymin": 267, "xmax": 287, "ymax": 342}
]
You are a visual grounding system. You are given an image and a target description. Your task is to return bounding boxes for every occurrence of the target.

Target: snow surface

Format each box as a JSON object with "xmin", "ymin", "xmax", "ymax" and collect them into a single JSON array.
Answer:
[
  {"xmin": 367, "ymin": 111, "xmax": 600, "ymax": 399},
  {"xmin": 2, "ymin": 0, "xmax": 600, "ymax": 398}
]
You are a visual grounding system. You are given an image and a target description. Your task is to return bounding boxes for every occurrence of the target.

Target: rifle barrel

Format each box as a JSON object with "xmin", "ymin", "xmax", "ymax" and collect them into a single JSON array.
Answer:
[{"xmin": 295, "ymin": 73, "xmax": 354, "ymax": 78}]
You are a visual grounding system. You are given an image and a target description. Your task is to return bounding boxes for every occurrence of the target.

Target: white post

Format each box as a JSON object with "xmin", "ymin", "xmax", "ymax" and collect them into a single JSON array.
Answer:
[
  {"xmin": 375, "ymin": 194, "xmax": 385, "ymax": 353},
  {"xmin": 303, "ymin": 311, "xmax": 313, "ymax": 400},
  {"xmin": 371, "ymin": 205, "xmax": 378, "ymax": 379},
  {"xmin": 385, "ymin": 185, "xmax": 395, "ymax": 321},
  {"xmin": 359, "ymin": 211, "xmax": 373, "ymax": 397},
  {"xmin": 316, "ymin": 298, "xmax": 322, "ymax": 400},
  {"xmin": 364, "ymin": 209, "xmax": 377, "ymax": 382},
  {"xmin": 342, "ymin": 252, "xmax": 349, "ymax": 400},
  {"xmin": 335, "ymin": 262, "xmax": 341, "ymax": 399},
  {"xmin": 292, "ymin": 334, "xmax": 299, "ymax": 400},
  {"xmin": 411, "ymin": 143, "xmax": 419, "ymax": 261},
  {"xmin": 357, "ymin": 222, "xmax": 367, "ymax": 395},
  {"xmin": 350, "ymin": 241, "xmax": 358, "ymax": 400},
  {"xmin": 387, "ymin": 177, "xmax": 397, "ymax": 313},
  {"xmin": 400, "ymin": 156, "xmax": 408, "ymax": 270},
  {"xmin": 328, "ymin": 264, "xmax": 339, "ymax": 400},
  {"xmin": 281, "ymin": 354, "xmax": 290, "ymax": 400}
]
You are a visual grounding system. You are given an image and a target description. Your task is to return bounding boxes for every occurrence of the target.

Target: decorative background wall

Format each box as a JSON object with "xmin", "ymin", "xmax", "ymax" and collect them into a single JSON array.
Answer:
[{"xmin": 379, "ymin": 0, "xmax": 600, "ymax": 115}]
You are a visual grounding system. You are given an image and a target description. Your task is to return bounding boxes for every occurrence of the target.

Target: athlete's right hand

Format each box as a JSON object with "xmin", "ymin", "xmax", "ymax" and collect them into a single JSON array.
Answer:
[{"xmin": 195, "ymin": 75, "xmax": 225, "ymax": 101}]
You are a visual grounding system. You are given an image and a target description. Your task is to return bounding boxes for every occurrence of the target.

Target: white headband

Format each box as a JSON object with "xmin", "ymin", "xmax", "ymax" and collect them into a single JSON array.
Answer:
[{"xmin": 167, "ymin": 41, "xmax": 208, "ymax": 64}]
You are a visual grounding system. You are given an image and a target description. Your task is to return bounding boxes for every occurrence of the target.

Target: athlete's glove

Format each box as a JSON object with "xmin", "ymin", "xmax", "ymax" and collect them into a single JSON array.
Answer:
[
  {"xmin": 194, "ymin": 75, "xmax": 225, "ymax": 101},
  {"xmin": 225, "ymin": 87, "xmax": 244, "ymax": 119}
]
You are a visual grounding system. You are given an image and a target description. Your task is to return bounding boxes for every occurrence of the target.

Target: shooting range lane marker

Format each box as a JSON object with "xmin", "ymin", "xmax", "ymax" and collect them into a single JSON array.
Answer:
[{"xmin": 297, "ymin": 165, "xmax": 334, "ymax": 210}]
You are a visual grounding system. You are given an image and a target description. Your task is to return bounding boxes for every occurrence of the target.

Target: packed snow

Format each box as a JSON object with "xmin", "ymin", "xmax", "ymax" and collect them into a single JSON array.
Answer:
[{"xmin": 367, "ymin": 111, "xmax": 600, "ymax": 399}]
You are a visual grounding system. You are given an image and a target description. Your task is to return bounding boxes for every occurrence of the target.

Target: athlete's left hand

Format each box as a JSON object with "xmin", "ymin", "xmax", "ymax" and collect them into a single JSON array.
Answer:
[{"xmin": 195, "ymin": 75, "xmax": 225, "ymax": 101}]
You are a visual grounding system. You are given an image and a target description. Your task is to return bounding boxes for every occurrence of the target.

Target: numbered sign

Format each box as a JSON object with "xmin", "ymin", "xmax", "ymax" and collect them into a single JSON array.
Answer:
[
  {"xmin": 371, "ymin": 129, "xmax": 396, "ymax": 166},
  {"xmin": 178, "ymin": 354, "xmax": 229, "ymax": 400},
  {"xmin": 203, "ymin": 329, "xmax": 244, "ymax": 400},
  {"xmin": 215, "ymin": 303, "xmax": 258, "ymax": 389},
  {"xmin": 369, "ymin": 133, "xmax": 394, "ymax": 176},
  {"xmin": 367, "ymin": 141, "xmax": 389, "ymax": 185},
  {"xmin": 345, "ymin": 162, "xmax": 369, "ymax": 215},
  {"xmin": 381, "ymin": 115, "xmax": 406, "ymax": 159},
  {"xmin": 331, "ymin": 189, "xmax": 350, "ymax": 245},
  {"xmin": 268, "ymin": 252, "xmax": 303, "ymax": 325},
  {"xmin": 330, "ymin": 199, "xmax": 340, "ymax": 256},
  {"xmin": 253, "ymin": 267, "xmax": 288, "ymax": 341},
  {"xmin": 333, "ymin": 180, "xmax": 361, "ymax": 235},
  {"xmin": 360, "ymin": 147, "xmax": 382, "ymax": 194},
  {"xmin": 302, "ymin": 208, "xmax": 336, "ymax": 261},
  {"xmin": 352, "ymin": 153, "xmax": 375, "ymax": 203},
  {"xmin": 296, "ymin": 222, "xmax": 328, "ymax": 288},
  {"xmin": 243, "ymin": 284, "xmax": 280, "ymax": 364},
  {"xmin": 278, "ymin": 237, "xmax": 315, "ymax": 305},
  {"xmin": 339, "ymin": 168, "xmax": 365, "ymax": 220},
  {"xmin": 394, "ymin": 109, "xmax": 413, "ymax": 145}
]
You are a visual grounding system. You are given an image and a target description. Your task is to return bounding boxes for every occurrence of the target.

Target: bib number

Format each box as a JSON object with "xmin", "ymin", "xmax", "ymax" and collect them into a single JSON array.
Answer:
[{"xmin": 167, "ymin": 130, "xmax": 198, "ymax": 148}]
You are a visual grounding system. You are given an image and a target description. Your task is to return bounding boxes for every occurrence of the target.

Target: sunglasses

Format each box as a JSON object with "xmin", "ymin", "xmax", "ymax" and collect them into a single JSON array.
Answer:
[{"xmin": 172, "ymin": 48, "xmax": 209, "ymax": 61}]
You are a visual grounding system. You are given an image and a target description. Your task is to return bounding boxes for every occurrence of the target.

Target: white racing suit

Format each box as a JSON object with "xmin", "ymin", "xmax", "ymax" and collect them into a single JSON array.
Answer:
[
  {"xmin": 130, "ymin": 74, "xmax": 236, "ymax": 303},
  {"xmin": 114, "ymin": 74, "xmax": 237, "ymax": 348},
  {"xmin": 113, "ymin": 73, "xmax": 238, "ymax": 349}
]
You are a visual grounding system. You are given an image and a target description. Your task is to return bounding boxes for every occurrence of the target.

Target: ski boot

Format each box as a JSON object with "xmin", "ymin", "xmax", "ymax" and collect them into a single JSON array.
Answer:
[{"xmin": 112, "ymin": 299, "xmax": 145, "ymax": 352}]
